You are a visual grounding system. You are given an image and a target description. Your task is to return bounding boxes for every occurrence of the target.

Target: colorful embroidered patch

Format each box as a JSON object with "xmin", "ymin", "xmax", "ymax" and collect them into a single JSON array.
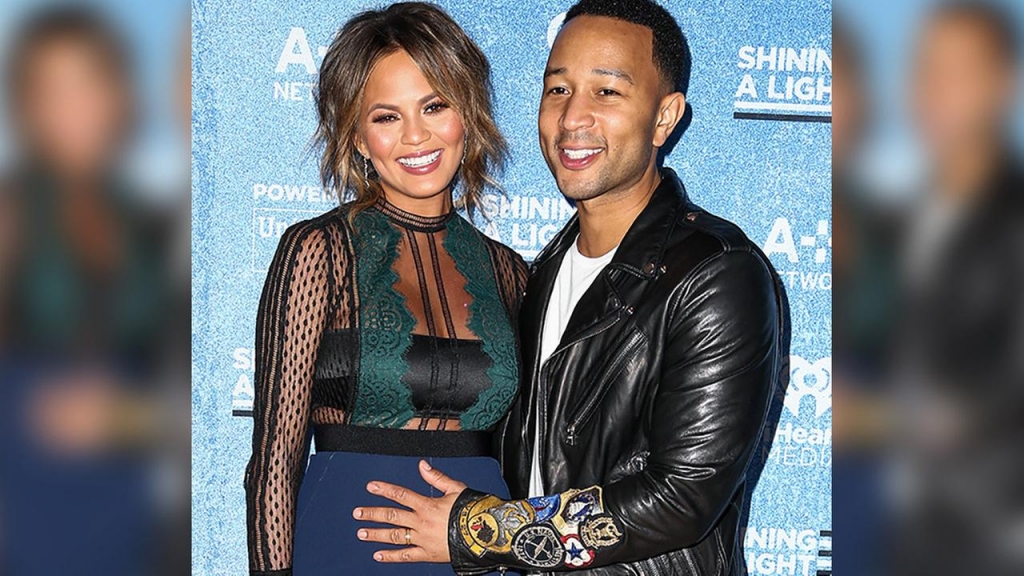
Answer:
[
  {"xmin": 552, "ymin": 486, "xmax": 604, "ymax": 534},
  {"xmin": 511, "ymin": 524, "xmax": 564, "ymax": 568},
  {"xmin": 561, "ymin": 534, "xmax": 595, "ymax": 568},
  {"xmin": 489, "ymin": 500, "xmax": 535, "ymax": 539},
  {"xmin": 525, "ymin": 494, "xmax": 560, "ymax": 522},
  {"xmin": 580, "ymin": 514, "xmax": 623, "ymax": 549},
  {"xmin": 459, "ymin": 495, "xmax": 508, "ymax": 556}
]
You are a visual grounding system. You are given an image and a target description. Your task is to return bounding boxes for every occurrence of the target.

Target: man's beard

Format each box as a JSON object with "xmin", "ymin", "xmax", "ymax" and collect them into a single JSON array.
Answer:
[
  {"xmin": 553, "ymin": 147, "xmax": 652, "ymax": 202},
  {"xmin": 557, "ymin": 167, "xmax": 615, "ymax": 201}
]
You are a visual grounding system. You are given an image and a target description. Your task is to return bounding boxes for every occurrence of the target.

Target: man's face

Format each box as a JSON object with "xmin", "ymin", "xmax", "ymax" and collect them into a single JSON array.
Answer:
[
  {"xmin": 911, "ymin": 16, "xmax": 1016, "ymax": 157},
  {"xmin": 539, "ymin": 16, "xmax": 673, "ymax": 201}
]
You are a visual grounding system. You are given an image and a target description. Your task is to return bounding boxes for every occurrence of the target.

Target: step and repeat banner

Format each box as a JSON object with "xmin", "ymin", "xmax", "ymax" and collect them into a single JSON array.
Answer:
[{"xmin": 192, "ymin": 1, "xmax": 832, "ymax": 574}]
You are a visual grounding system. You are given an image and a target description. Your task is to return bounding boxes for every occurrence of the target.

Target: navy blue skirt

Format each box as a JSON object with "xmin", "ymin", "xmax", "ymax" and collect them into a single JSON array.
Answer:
[{"xmin": 293, "ymin": 426, "xmax": 515, "ymax": 575}]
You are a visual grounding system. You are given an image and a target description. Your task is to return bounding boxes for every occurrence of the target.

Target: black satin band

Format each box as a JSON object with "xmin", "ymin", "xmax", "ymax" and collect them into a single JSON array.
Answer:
[
  {"xmin": 373, "ymin": 196, "xmax": 454, "ymax": 233},
  {"xmin": 313, "ymin": 425, "xmax": 492, "ymax": 457}
]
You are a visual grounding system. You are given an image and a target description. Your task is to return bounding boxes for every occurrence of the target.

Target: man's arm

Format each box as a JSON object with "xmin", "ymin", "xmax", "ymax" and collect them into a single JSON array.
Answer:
[
  {"xmin": 448, "ymin": 250, "xmax": 781, "ymax": 572},
  {"xmin": 356, "ymin": 249, "xmax": 783, "ymax": 573}
]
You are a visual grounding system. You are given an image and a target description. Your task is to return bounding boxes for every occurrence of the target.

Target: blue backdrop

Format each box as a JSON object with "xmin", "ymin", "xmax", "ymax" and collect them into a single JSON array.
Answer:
[{"xmin": 192, "ymin": 1, "xmax": 832, "ymax": 574}]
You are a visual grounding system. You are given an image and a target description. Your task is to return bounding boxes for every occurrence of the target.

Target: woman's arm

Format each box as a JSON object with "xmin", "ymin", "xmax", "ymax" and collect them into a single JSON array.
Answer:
[{"xmin": 244, "ymin": 221, "xmax": 331, "ymax": 576}]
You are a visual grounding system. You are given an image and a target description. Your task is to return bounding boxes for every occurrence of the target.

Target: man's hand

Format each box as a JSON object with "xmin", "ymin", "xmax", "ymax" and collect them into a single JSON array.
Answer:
[{"xmin": 353, "ymin": 459, "xmax": 467, "ymax": 563}]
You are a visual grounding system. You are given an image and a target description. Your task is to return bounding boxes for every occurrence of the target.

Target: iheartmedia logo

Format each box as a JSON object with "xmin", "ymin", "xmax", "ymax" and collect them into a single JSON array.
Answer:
[
  {"xmin": 785, "ymin": 356, "xmax": 831, "ymax": 419},
  {"xmin": 770, "ymin": 357, "xmax": 832, "ymax": 468}
]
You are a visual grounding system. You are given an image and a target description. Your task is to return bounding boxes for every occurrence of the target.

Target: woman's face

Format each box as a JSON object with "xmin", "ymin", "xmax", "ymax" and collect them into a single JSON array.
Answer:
[
  {"xmin": 356, "ymin": 49, "xmax": 465, "ymax": 207},
  {"xmin": 19, "ymin": 38, "xmax": 128, "ymax": 177}
]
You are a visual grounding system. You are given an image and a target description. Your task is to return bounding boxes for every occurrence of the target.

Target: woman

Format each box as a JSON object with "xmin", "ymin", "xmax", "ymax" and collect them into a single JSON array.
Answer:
[
  {"xmin": 1, "ymin": 8, "xmax": 178, "ymax": 576},
  {"xmin": 243, "ymin": 3, "xmax": 527, "ymax": 575}
]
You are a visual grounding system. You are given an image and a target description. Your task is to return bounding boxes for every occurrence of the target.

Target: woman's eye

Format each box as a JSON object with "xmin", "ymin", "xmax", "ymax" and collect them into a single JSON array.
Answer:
[
  {"xmin": 424, "ymin": 101, "xmax": 449, "ymax": 114},
  {"xmin": 372, "ymin": 114, "xmax": 398, "ymax": 124}
]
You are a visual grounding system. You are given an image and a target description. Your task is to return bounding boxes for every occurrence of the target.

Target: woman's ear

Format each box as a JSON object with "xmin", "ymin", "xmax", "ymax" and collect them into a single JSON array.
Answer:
[
  {"xmin": 354, "ymin": 134, "xmax": 369, "ymax": 159},
  {"xmin": 653, "ymin": 92, "xmax": 685, "ymax": 148}
]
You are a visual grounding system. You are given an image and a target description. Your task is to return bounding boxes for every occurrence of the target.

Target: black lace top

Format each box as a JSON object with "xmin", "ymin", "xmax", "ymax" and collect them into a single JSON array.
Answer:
[{"xmin": 244, "ymin": 198, "xmax": 527, "ymax": 575}]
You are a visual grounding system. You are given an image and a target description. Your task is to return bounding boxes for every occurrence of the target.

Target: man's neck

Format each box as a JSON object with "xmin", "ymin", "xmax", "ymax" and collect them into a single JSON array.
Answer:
[{"xmin": 575, "ymin": 164, "xmax": 661, "ymax": 258}]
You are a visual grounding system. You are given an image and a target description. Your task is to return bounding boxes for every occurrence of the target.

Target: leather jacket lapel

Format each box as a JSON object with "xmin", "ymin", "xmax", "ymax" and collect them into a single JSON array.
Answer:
[{"xmin": 554, "ymin": 168, "xmax": 689, "ymax": 350}]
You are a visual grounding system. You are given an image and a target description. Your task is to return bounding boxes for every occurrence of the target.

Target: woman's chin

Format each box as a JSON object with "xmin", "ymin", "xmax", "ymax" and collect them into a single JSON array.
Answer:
[{"xmin": 386, "ymin": 177, "xmax": 457, "ymax": 201}]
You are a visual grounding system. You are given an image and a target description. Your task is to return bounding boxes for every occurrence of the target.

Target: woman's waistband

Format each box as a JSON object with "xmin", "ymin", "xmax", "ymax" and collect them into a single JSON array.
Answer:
[{"xmin": 313, "ymin": 424, "xmax": 493, "ymax": 458}]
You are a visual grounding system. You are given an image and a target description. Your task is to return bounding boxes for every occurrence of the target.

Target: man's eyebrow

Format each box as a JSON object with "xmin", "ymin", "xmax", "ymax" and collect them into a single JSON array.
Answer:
[
  {"xmin": 542, "ymin": 67, "xmax": 635, "ymax": 85},
  {"xmin": 592, "ymin": 68, "xmax": 634, "ymax": 84}
]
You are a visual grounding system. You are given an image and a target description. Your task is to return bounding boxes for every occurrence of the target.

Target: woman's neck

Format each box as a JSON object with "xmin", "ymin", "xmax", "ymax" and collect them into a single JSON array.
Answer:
[{"xmin": 380, "ymin": 188, "xmax": 453, "ymax": 218}]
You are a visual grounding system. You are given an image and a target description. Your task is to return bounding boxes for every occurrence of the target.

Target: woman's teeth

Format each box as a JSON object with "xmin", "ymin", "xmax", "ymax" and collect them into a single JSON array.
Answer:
[
  {"xmin": 398, "ymin": 150, "xmax": 441, "ymax": 167},
  {"xmin": 563, "ymin": 148, "xmax": 601, "ymax": 160}
]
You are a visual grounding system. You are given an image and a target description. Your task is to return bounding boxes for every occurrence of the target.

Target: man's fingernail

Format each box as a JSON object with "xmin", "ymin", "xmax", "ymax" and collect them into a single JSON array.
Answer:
[
  {"xmin": 353, "ymin": 508, "xmax": 362, "ymax": 518},
  {"xmin": 422, "ymin": 460, "xmax": 432, "ymax": 470},
  {"xmin": 358, "ymin": 530, "xmax": 367, "ymax": 539},
  {"xmin": 367, "ymin": 482, "xmax": 378, "ymax": 492},
  {"xmin": 374, "ymin": 553, "xmax": 383, "ymax": 561}
]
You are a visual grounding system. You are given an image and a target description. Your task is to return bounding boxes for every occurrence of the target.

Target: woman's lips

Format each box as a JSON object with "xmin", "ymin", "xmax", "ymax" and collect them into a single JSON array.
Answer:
[
  {"xmin": 558, "ymin": 147, "xmax": 603, "ymax": 170},
  {"xmin": 396, "ymin": 148, "xmax": 443, "ymax": 175}
]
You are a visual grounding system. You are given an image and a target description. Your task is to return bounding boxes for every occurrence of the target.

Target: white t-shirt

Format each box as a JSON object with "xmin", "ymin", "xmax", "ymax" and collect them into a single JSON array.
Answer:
[{"xmin": 528, "ymin": 235, "xmax": 618, "ymax": 497}]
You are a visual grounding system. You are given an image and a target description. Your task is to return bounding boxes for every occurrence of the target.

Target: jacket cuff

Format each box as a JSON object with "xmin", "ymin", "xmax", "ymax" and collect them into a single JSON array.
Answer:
[{"xmin": 448, "ymin": 488, "xmax": 493, "ymax": 574}]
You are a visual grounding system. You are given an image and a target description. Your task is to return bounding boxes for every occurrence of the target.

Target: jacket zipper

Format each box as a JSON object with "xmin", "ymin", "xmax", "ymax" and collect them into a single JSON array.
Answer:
[
  {"xmin": 532, "ymin": 298, "xmax": 626, "ymax": 490},
  {"xmin": 565, "ymin": 328, "xmax": 645, "ymax": 446}
]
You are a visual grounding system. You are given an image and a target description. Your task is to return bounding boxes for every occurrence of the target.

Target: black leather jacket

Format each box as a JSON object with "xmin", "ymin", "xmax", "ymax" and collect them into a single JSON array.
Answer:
[{"xmin": 448, "ymin": 169, "xmax": 785, "ymax": 575}]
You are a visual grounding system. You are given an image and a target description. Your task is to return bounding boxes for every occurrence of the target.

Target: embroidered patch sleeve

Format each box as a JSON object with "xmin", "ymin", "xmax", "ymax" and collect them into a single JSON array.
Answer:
[{"xmin": 448, "ymin": 486, "xmax": 624, "ymax": 573}]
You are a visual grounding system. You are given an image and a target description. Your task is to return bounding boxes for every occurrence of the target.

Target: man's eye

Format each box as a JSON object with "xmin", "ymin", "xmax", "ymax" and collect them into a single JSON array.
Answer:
[
  {"xmin": 598, "ymin": 88, "xmax": 620, "ymax": 97},
  {"xmin": 546, "ymin": 87, "xmax": 569, "ymax": 96}
]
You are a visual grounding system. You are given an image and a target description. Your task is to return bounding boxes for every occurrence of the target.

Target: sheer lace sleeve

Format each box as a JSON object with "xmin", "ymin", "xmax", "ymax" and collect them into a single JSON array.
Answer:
[
  {"xmin": 245, "ymin": 220, "xmax": 332, "ymax": 575},
  {"xmin": 484, "ymin": 239, "xmax": 528, "ymax": 322}
]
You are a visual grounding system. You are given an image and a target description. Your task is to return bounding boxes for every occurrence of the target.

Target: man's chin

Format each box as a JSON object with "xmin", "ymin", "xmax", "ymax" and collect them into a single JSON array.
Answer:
[{"xmin": 555, "ymin": 174, "xmax": 605, "ymax": 202}]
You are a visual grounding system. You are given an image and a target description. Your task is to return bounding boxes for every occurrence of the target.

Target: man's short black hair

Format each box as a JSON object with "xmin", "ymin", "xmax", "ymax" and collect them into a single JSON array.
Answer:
[{"xmin": 564, "ymin": 0, "xmax": 691, "ymax": 94}]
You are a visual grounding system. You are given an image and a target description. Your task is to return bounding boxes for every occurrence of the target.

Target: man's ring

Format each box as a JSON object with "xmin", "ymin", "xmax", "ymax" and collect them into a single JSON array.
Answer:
[{"xmin": 404, "ymin": 528, "xmax": 411, "ymax": 545}]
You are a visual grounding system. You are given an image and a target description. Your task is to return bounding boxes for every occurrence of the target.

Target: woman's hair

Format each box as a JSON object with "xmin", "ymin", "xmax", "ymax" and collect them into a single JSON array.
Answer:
[
  {"xmin": 4, "ymin": 6, "xmax": 134, "ymax": 146},
  {"xmin": 315, "ymin": 2, "xmax": 507, "ymax": 216}
]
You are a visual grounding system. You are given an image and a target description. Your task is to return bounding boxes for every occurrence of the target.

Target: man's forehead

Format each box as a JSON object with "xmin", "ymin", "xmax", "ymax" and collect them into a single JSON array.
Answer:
[{"xmin": 547, "ymin": 16, "xmax": 654, "ymax": 74}]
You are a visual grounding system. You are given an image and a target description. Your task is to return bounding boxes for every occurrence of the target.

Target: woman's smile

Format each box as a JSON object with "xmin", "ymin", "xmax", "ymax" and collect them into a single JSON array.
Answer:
[{"xmin": 396, "ymin": 148, "xmax": 444, "ymax": 174}]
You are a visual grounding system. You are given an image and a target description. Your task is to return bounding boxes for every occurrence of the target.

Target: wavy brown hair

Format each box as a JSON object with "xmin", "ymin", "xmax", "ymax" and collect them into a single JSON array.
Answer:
[{"xmin": 315, "ymin": 2, "xmax": 507, "ymax": 217}]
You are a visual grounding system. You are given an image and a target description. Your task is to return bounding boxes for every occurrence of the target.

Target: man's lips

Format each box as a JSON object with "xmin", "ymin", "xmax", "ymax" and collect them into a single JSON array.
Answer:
[{"xmin": 557, "ymin": 146, "xmax": 604, "ymax": 170}]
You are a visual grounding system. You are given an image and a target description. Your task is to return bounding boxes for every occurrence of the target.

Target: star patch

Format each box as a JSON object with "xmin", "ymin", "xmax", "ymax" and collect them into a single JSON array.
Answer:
[{"xmin": 561, "ymin": 534, "xmax": 594, "ymax": 568}]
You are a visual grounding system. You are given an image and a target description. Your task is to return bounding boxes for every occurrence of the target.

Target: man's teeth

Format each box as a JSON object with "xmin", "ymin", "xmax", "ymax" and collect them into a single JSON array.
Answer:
[
  {"xmin": 398, "ymin": 150, "xmax": 441, "ymax": 167},
  {"xmin": 563, "ymin": 148, "xmax": 601, "ymax": 160}
]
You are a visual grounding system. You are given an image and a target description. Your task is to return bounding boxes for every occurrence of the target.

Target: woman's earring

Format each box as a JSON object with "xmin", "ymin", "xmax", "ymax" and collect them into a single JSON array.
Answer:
[
  {"xmin": 363, "ymin": 155, "xmax": 370, "ymax": 180},
  {"xmin": 461, "ymin": 136, "xmax": 467, "ymax": 166}
]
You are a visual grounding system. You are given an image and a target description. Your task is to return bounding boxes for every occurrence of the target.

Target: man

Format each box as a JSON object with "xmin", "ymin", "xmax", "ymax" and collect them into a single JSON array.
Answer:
[
  {"xmin": 893, "ymin": 3, "xmax": 1023, "ymax": 575},
  {"xmin": 353, "ymin": 0, "xmax": 784, "ymax": 573}
]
